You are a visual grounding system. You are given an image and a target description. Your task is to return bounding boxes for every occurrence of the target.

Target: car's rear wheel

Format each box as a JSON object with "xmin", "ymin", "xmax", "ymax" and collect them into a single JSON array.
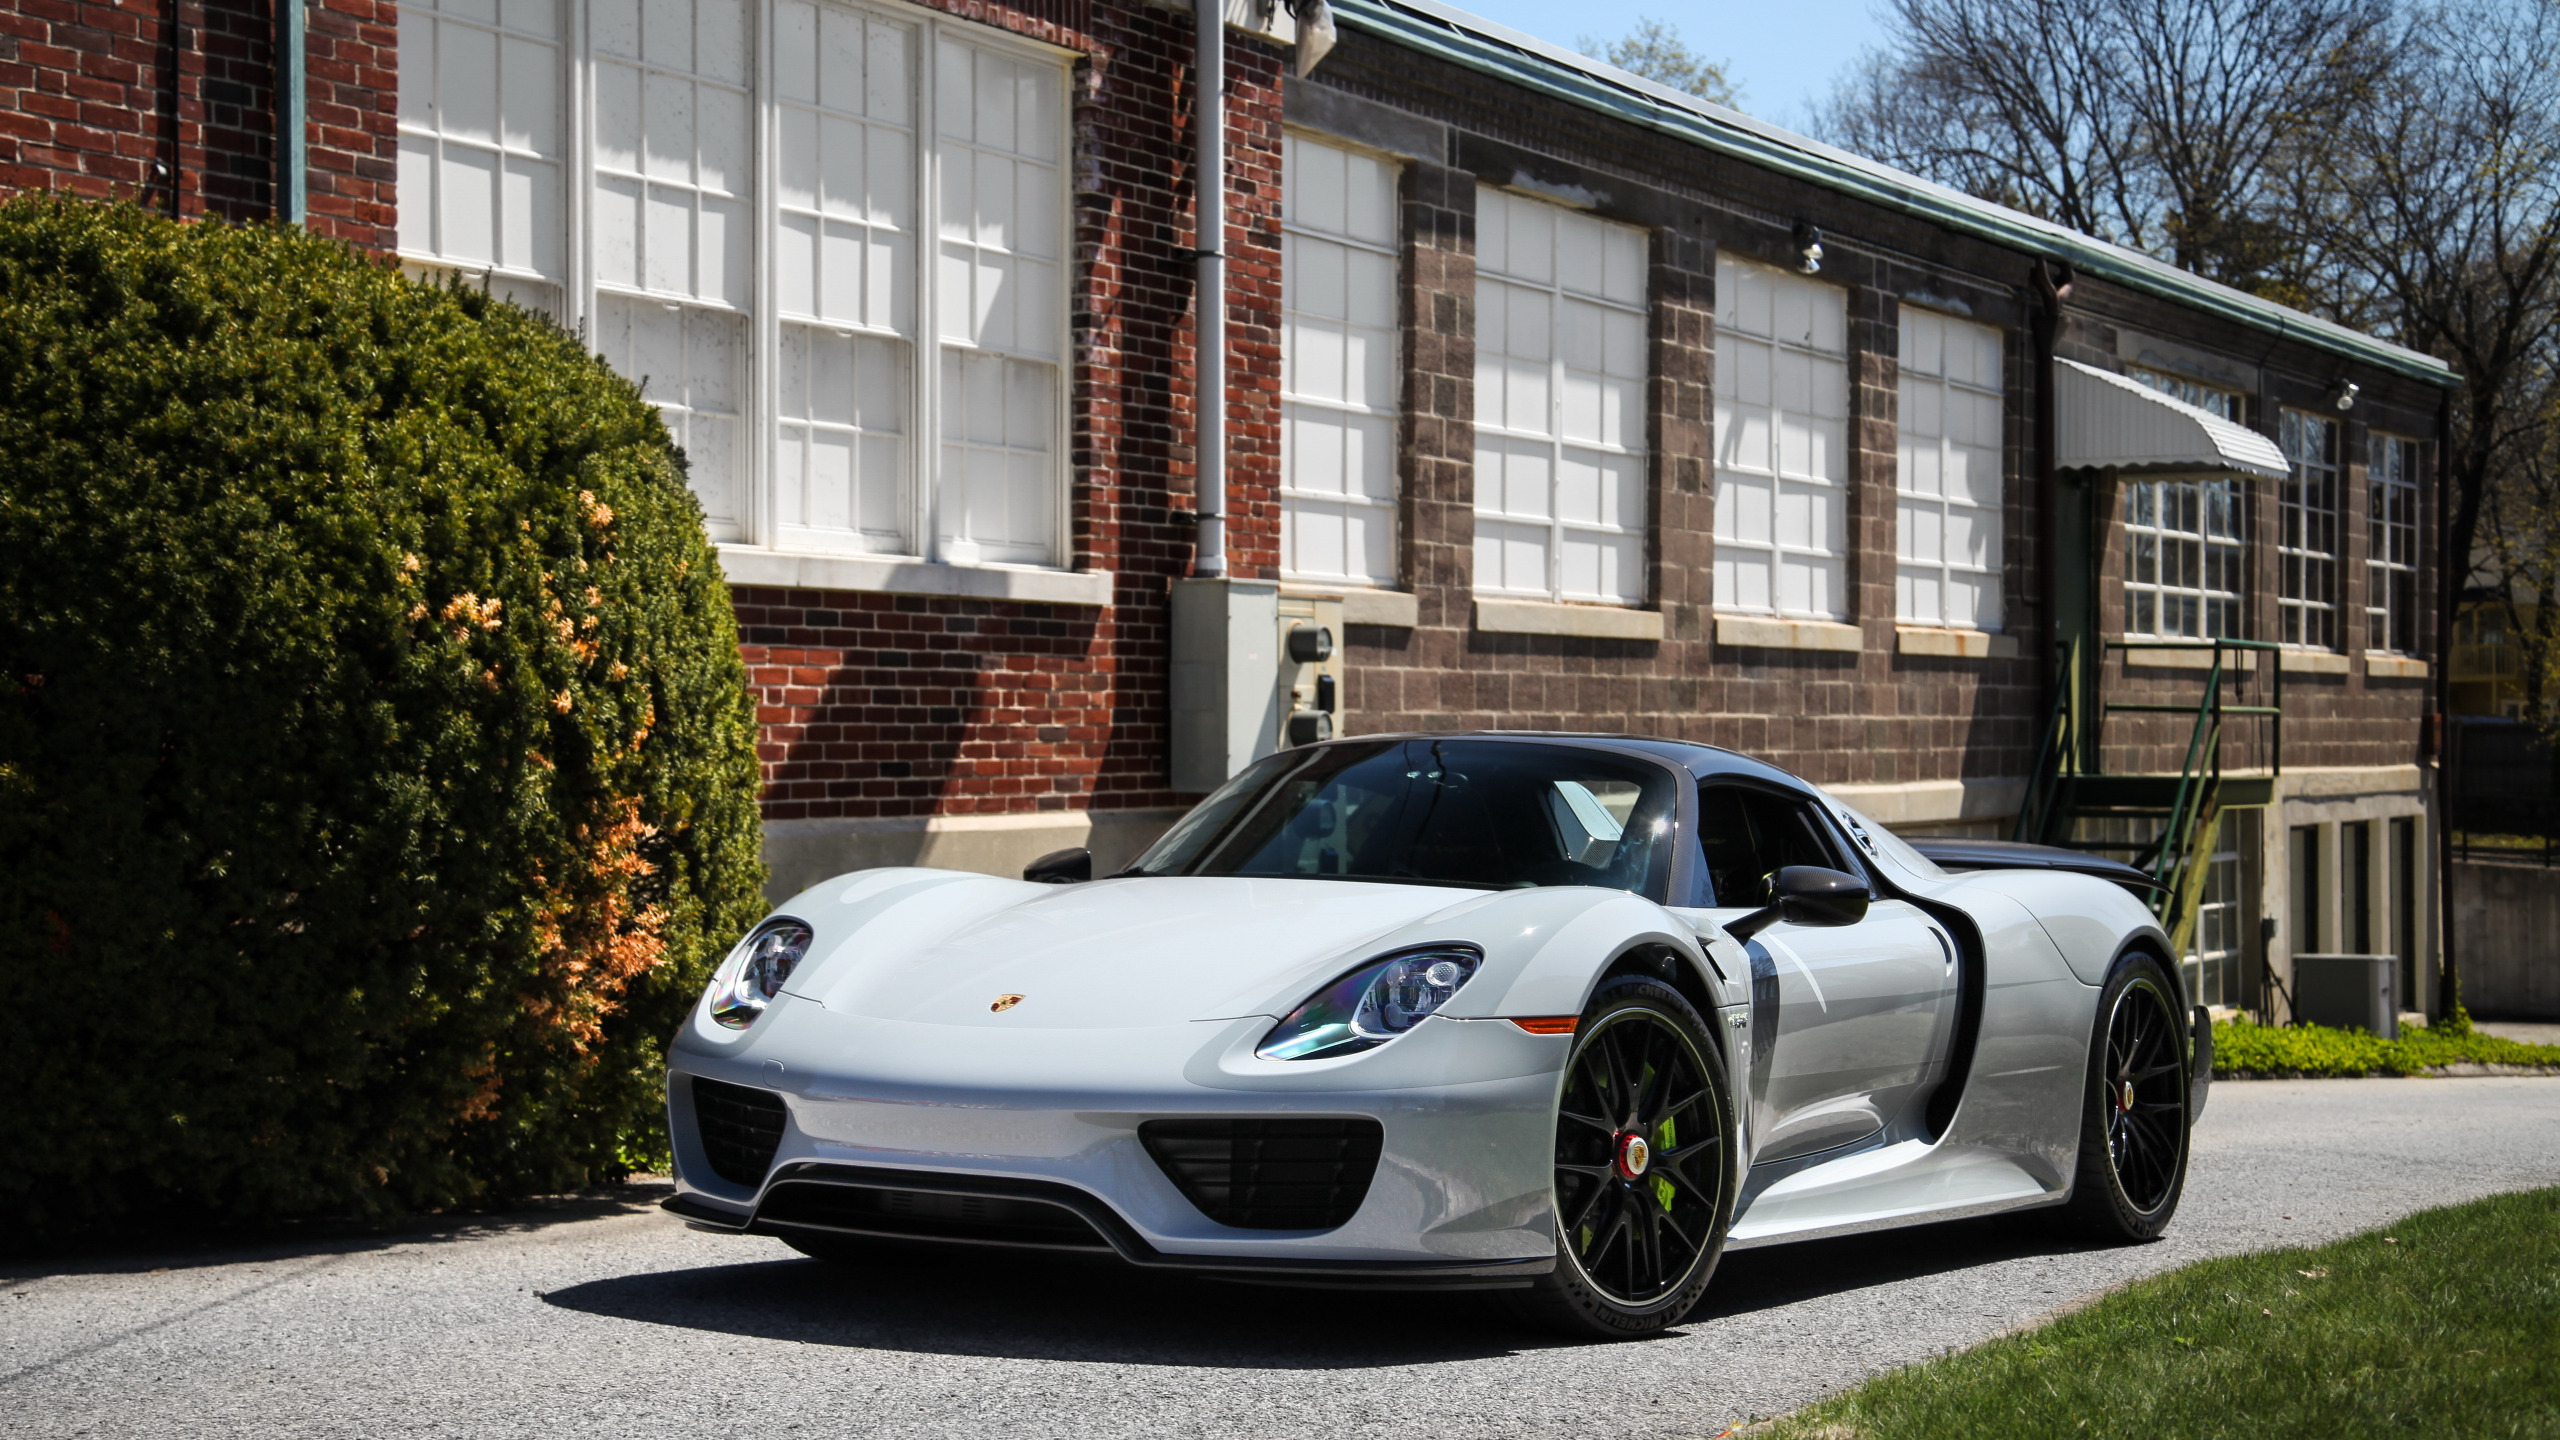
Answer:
[
  {"xmin": 1508, "ymin": 974, "xmax": 1736, "ymax": 1338},
  {"xmin": 2058, "ymin": 951, "xmax": 2191, "ymax": 1241}
]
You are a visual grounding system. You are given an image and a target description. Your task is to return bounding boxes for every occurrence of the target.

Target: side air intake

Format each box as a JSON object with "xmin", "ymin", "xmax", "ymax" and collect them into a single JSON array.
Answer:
[{"xmin": 691, "ymin": 1077, "xmax": 786, "ymax": 1188}]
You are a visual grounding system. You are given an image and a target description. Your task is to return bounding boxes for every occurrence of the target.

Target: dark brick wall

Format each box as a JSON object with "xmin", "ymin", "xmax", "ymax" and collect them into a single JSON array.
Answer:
[{"xmin": 1299, "ymin": 28, "xmax": 2438, "ymax": 793}]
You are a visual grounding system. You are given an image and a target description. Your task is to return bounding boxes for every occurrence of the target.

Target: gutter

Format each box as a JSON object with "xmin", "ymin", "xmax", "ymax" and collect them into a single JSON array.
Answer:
[{"xmin": 1332, "ymin": 0, "xmax": 2456, "ymax": 389}]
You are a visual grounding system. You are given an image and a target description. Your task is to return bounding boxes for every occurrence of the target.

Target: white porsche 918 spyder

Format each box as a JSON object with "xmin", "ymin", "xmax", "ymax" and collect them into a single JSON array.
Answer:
[{"xmin": 663, "ymin": 733, "xmax": 2208, "ymax": 1336}]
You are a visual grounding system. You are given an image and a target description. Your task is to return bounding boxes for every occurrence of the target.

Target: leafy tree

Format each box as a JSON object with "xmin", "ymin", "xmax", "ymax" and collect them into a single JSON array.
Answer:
[{"xmin": 1579, "ymin": 17, "xmax": 1744, "ymax": 109}]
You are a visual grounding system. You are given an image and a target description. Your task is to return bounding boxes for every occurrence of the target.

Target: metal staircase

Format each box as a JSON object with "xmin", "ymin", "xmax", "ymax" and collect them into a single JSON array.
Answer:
[{"xmin": 2013, "ymin": 637, "xmax": 2284, "ymax": 957}]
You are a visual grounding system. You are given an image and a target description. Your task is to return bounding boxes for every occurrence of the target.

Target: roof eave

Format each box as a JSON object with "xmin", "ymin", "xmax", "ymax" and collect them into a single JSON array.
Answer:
[{"xmin": 1331, "ymin": 0, "xmax": 2458, "ymax": 389}]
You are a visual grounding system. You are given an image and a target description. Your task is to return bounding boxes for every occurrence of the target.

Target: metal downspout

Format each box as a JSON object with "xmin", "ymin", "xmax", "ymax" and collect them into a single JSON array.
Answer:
[
  {"xmin": 278, "ymin": 0, "xmax": 308, "ymax": 225},
  {"xmin": 1192, "ymin": 0, "xmax": 1227, "ymax": 578},
  {"xmin": 2432, "ymin": 383, "xmax": 2456, "ymax": 1021},
  {"xmin": 2031, "ymin": 259, "xmax": 2075, "ymax": 761}
]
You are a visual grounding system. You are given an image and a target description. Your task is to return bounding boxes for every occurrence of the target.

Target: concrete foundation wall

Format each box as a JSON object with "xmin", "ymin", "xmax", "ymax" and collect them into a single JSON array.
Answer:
[
  {"xmin": 761, "ymin": 809, "xmax": 1186, "ymax": 901},
  {"xmin": 2454, "ymin": 859, "xmax": 2560, "ymax": 1020}
]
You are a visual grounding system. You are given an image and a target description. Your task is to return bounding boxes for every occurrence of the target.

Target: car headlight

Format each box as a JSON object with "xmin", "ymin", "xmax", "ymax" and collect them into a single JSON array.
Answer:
[
  {"xmin": 705, "ymin": 917, "xmax": 814, "ymax": 1030},
  {"xmin": 1255, "ymin": 945, "xmax": 1482, "ymax": 1061}
]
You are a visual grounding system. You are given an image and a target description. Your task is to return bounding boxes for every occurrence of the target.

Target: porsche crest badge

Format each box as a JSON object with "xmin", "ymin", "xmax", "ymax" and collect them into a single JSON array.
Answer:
[{"xmin": 991, "ymin": 993, "xmax": 1025, "ymax": 1013}]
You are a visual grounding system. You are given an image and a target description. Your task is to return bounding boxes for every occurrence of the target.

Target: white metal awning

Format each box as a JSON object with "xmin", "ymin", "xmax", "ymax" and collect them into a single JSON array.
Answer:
[{"xmin": 2054, "ymin": 359, "xmax": 2290, "ymax": 479}]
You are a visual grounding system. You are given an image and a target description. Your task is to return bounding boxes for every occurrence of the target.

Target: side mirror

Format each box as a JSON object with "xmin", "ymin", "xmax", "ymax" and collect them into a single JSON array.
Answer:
[
  {"xmin": 1023, "ymin": 847, "xmax": 1092, "ymax": 884},
  {"xmin": 1725, "ymin": 865, "xmax": 1870, "ymax": 942}
]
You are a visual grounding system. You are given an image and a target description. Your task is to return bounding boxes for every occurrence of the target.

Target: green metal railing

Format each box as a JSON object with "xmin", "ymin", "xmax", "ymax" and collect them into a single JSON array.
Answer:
[{"xmin": 2014, "ymin": 637, "xmax": 2285, "ymax": 955}]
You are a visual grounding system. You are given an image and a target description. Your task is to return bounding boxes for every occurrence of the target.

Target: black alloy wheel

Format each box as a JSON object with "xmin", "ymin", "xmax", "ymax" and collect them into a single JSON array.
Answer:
[
  {"xmin": 1510, "ymin": 974, "xmax": 1734, "ymax": 1337},
  {"xmin": 2061, "ymin": 952, "xmax": 2191, "ymax": 1240}
]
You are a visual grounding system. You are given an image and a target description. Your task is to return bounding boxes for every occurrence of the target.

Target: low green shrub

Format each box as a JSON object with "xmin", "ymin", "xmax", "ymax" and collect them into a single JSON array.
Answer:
[
  {"xmin": 0, "ymin": 197, "xmax": 767, "ymax": 1234},
  {"xmin": 2213, "ymin": 1016, "xmax": 2560, "ymax": 1077}
]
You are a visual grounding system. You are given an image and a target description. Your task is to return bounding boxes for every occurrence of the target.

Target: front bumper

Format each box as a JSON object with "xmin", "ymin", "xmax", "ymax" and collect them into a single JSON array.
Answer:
[{"xmin": 665, "ymin": 995, "xmax": 1570, "ymax": 1275}]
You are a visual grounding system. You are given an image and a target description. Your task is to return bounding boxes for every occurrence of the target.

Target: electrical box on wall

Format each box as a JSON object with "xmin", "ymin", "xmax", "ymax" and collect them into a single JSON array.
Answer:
[
  {"xmin": 1169, "ymin": 578, "xmax": 1281, "ymax": 793},
  {"xmin": 1276, "ymin": 593, "xmax": 1344, "ymax": 750}
]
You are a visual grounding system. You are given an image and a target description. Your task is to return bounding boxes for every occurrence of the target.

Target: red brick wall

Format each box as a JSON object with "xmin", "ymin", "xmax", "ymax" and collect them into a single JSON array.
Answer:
[
  {"xmin": 302, "ymin": 0, "xmax": 395, "ymax": 248},
  {"xmin": 0, "ymin": 0, "xmax": 392, "ymax": 247}
]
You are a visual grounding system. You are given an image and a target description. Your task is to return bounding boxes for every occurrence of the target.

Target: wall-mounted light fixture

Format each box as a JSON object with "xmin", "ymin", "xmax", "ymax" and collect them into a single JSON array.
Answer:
[
  {"xmin": 1793, "ymin": 220, "xmax": 1824, "ymax": 275},
  {"xmin": 2332, "ymin": 379, "xmax": 2360, "ymax": 413}
]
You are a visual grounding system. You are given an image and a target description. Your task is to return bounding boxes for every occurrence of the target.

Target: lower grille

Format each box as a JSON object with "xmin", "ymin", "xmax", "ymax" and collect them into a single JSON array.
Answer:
[
  {"xmin": 691, "ymin": 1077, "xmax": 786, "ymax": 1188},
  {"xmin": 757, "ymin": 1178, "xmax": 1111, "ymax": 1250},
  {"xmin": 1138, "ymin": 1118, "xmax": 1384, "ymax": 1231}
]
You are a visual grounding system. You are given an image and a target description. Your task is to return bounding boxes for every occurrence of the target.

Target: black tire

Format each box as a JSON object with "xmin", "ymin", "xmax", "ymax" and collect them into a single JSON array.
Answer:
[
  {"xmin": 2058, "ymin": 950, "xmax": 2192, "ymax": 1242},
  {"xmin": 1507, "ymin": 974, "xmax": 1737, "ymax": 1339}
]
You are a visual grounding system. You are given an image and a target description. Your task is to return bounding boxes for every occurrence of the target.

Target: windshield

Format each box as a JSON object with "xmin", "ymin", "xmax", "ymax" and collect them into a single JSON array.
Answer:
[{"xmin": 1127, "ymin": 739, "xmax": 1681, "ymax": 900}]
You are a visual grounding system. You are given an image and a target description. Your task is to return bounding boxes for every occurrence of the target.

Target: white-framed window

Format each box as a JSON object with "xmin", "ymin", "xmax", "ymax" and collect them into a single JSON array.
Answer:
[
  {"xmin": 396, "ymin": 0, "xmax": 1071, "ymax": 570},
  {"xmin": 1471, "ymin": 186, "xmax": 1649, "ymax": 605},
  {"xmin": 1896, "ymin": 308, "xmax": 2004, "ymax": 630},
  {"xmin": 1280, "ymin": 133, "xmax": 1399, "ymax": 588},
  {"xmin": 2124, "ymin": 475, "xmax": 2246, "ymax": 639},
  {"xmin": 2369, "ymin": 432, "xmax": 2422, "ymax": 654},
  {"xmin": 397, "ymin": 0, "xmax": 570, "ymax": 318},
  {"xmin": 2185, "ymin": 816, "xmax": 2246, "ymax": 1009},
  {"xmin": 2278, "ymin": 409, "xmax": 2342, "ymax": 649},
  {"xmin": 2128, "ymin": 366, "xmax": 2243, "ymax": 423},
  {"xmin": 1714, "ymin": 255, "xmax": 1848, "ymax": 619}
]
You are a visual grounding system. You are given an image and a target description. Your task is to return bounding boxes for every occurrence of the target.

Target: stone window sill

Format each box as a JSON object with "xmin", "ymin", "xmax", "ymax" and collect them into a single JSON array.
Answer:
[
  {"xmin": 2366, "ymin": 653, "xmax": 2429, "ymax": 679},
  {"xmin": 1279, "ymin": 583, "xmax": 1420, "ymax": 628},
  {"xmin": 1895, "ymin": 626, "xmax": 2022, "ymax": 659},
  {"xmin": 1714, "ymin": 614, "xmax": 1862, "ymax": 652},
  {"xmin": 1475, "ymin": 596, "xmax": 1664, "ymax": 641},
  {"xmin": 2122, "ymin": 644, "xmax": 2257, "ymax": 671},
  {"xmin": 2279, "ymin": 648, "xmax": 2351, "ymax": 674},
  {"xmin": 717, "ymin": 546, "xmax": 1115, "ymax": 607}
]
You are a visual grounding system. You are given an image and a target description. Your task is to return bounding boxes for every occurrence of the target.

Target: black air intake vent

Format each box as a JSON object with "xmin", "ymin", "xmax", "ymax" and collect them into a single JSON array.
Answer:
[
  {"xmin": 1138, "ymin": 1118, "xmax": 1384, "ymax": 1230},
  {"xmin": 757, "ymin": 1179, "xmax": 1111, "ymax": 1250},
  {"xmin": 692, "ymin": 1077, "xmax": 786, "ymax": 1188}
]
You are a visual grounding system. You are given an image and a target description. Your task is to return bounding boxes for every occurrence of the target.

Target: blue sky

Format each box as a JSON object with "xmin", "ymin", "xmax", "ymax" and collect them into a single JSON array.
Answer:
[{"xmin": 1440, "ymin": 0, "xmax": 1891, "ymax": 132}]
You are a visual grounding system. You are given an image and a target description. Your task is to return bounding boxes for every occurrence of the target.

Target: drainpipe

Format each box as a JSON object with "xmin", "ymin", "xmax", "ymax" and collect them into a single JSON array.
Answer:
[
  {"xmin": 2432, "ymin": 383, "xmax": 2456, "ymax": 1022},
  {"xmin": 277, "ymin": 0, "xmax": 308, "ymax": 225},
  {"xmin": 1192, "ymin": 0, "xmax": 1226, "ymax": 577},
  {"xmin": 2031, "ymin": 258, "xmax": 2075, "ymax": 755}
]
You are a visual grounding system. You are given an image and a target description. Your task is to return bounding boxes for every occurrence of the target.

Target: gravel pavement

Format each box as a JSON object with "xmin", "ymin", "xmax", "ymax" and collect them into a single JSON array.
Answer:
[{"xmin": 8, "ymin": 1076, "xmax": 2559, "ymax": 1440}]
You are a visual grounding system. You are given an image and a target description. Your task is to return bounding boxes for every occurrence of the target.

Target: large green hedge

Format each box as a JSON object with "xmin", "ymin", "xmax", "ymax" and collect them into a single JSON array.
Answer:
[{"xmin": 0, "ymin": 198, "xmax": 767, "ymax": 1233}]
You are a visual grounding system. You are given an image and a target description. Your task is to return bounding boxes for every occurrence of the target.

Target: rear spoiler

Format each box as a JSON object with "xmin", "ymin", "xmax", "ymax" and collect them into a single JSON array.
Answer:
[{"xmin": 1907, "ymin": 838, "xmax": 2169, "ymax": 894}]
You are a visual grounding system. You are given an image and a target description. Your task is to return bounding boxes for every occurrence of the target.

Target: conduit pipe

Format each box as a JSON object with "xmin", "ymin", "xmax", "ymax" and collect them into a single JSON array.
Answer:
[{"xmin": 1192, "ymin": 0, "xmax": 1227, "ymax": 577}]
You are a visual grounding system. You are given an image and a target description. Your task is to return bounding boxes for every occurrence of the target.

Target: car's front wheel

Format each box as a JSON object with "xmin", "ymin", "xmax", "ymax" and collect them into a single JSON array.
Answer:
[
  {"xmin": 1508, "ymin": 974, "xmax": 1737, "ymax": 1338},
  {"xmin": 2058, "ymin": 950, "xmax": 2192, "ymax": 1241}
]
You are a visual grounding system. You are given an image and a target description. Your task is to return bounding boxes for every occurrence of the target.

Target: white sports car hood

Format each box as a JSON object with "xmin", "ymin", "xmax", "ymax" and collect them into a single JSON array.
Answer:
[{"xmin": 774, "ymin": 869, "xmax": 1504, "ymax": 1030}]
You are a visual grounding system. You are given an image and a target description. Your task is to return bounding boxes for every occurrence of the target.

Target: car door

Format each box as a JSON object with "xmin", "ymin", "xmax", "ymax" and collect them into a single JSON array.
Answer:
[{"xmin": 1692, "ymin": 783, "xmax": 1960, "ymax": 1164}]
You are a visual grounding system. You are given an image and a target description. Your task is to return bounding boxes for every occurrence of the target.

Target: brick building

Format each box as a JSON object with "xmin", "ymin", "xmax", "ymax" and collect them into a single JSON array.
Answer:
[{"xmin": 0, "ymin": 0, "xmax": 2457, "ymax": 1018}]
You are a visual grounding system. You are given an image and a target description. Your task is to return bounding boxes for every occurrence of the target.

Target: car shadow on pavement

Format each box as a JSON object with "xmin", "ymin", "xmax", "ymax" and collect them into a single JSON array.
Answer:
[
  {"xmin": 1693, "ymin": 1211, "xmax": 2094, "ymax": 1321},
  {"xmin": 541, "ymin": 1243, "xmax": 1547, "ymax": 1367},
  {"xmin": 542, "ymin": 1211, "xmax": 2101, "ymax": 1364}
]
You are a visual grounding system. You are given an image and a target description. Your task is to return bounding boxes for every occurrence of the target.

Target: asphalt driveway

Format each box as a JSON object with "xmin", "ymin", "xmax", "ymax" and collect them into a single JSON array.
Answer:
[{"xmin": 9, "ymin": 1076, "xmax": 2559, "ymax": 1440}]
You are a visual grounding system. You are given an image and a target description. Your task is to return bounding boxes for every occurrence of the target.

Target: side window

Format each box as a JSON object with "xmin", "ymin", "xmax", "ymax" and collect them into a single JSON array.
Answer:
[{"xmin": 1695, "ymin": 784, "xmax": 1848, "ymax": 907}]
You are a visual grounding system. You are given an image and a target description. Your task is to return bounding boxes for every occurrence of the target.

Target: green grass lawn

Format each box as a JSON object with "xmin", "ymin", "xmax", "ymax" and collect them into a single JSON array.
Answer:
[
  {"xmin": 1761, "ymin": 1188, "xmax": 2560, "ymax": 1440},
  {"xmin": 2214, "ymin": 1017, "xmax": 2560, "ymax": 1077}
]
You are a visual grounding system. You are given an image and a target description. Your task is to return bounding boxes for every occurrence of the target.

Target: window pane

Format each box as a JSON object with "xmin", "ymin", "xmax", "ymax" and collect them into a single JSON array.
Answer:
[
  {"xmin": 1280, "ymin": 139, "xmax": 1401, "ymax": 587},
  {"xmin": 1716, "ymin": 254, "xmax": 1848, "ymax": 619},
  {"xmin": 1895, "ymin": 308, "xmax": 2004, "ymax": 629},
  {"xmin": 1473, "ymin": 187, "xmax": 1648, "ymax": 605},
  {"xmin": 594, "ymin": 294, "xmax": 748, "ymax": 540},
  {"xmin": 2124, "ymin": 476, "xmax": 2245, "ymax": 640}
]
